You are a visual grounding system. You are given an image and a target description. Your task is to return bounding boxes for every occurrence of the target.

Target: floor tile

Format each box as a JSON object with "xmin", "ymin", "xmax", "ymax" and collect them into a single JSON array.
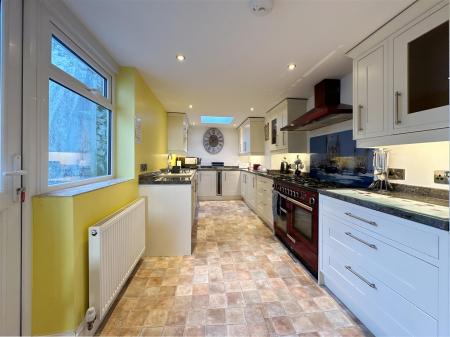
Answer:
[{"xmin": 97, "ymin": 201, "xmax": 369, "ymax": 337}]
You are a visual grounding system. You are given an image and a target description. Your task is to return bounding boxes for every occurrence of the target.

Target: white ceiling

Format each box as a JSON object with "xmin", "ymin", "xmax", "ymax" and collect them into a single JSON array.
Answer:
[{"xmin": 64, "ymin": 0, "xmax": 412, "ymax": 127}]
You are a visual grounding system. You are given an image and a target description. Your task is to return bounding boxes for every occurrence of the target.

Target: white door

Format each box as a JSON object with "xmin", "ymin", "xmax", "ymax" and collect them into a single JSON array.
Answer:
[
  {"xmin": 0, "ymin": 0, "xmax": 23, "ymax": 335},
  {"xmin": 354, "ymin": 45, "xmax": 386, "ymax": 139}
]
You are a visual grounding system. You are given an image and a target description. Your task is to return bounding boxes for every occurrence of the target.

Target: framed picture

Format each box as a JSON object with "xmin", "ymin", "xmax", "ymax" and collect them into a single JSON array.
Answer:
[{"xmin": 264, "ymin": 123, "xmax": 269, "ymax": 141}]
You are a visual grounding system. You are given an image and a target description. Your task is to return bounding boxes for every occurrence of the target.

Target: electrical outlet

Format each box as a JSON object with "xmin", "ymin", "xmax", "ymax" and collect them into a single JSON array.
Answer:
[
  {"xmin": 140, "ymin": 163, "xmax": 148, "ymax": 172},
  {"xmin": 434, "ymin": 170, "xmax": 450, "ymax": 184},
  {"xmin": 388, "ymin": 168, "xmax": 405, "ymax": 180}
]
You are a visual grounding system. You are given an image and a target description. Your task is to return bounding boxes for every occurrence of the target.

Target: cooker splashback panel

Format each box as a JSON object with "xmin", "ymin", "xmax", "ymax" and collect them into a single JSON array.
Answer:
[{"xmin": 310, "ymin": 130, "xmax": 374, "ymax": 187}]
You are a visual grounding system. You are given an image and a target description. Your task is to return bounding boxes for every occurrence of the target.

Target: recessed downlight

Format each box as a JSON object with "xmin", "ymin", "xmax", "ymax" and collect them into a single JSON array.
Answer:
[
  {"xmin": 188, "ymin": 104, "xmax": 193, "ymax": 109},
  {"xmin": 288, "ymin": 63, "xmax": 296, "ymax": 71},
  {"xmin": 176, "ymin": 54, "xmax": 186, "ymax": 62},
  {"xmin": 250, "ymin": 107, "xmax": 254, "ymax": 112}
]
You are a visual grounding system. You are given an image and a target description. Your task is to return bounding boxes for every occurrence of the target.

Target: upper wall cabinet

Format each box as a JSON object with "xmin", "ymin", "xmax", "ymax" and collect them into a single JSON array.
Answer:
[
  {"xmin": 267, "ymin": 99, "xmax": 308, "ymax": 153},
  {"xmin": 167, "ymin": 112, "xmax": 188, "ymax": 155},
  {"xmin": 348, "ymin": 0, "xmax": 449, "ymax": 147},
  {"xmin": 239, "ymin": 117, "xmax": 265, "ymax": 155}
]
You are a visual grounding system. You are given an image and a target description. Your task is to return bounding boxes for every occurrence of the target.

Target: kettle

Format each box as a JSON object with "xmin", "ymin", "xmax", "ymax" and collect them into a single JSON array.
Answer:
[{"xmin": 280, "ymin": 157, "xmax": 290, "ymax": 174}]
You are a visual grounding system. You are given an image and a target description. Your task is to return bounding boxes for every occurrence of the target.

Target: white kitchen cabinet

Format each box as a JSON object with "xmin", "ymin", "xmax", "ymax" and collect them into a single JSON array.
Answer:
[
  {"xmin": 353, "ymin": 45, "xmax": 387, "ymax": 139},
  {"xmin": 197, "ymin": 171, "xmax": 216, "ymax": 198},
  {"xmin": 168, "ymin": 112, "xmax": 188, "ymax": 155},
  {"xmin": 256, "ymin": 175, "xmax": 273, "ymax": 229},
  {"xmin": 238, "ymin": 118, "xmax": 265, "ymax": 155},
  {"xmin": 267, "ymin": 99, "xmax": 308, "ymax": 153},
  {"xmin": 246, "ymin": 173, "xmax": 257, "ymax": 208},
  {"xmin": 241, "ymin": 172, "xmax": 248, "ymax": 200},
  {"xmin": 222, "ymin": 170, "xmax": 240, "ymax": 197},
  {"xmin": 392, "ymin": 4, "xmax": 449, "ymax": 133},
  {"xmin": 348, "ymin": 0, "xmax": 449, "ymax": 147},
  {"xmin": 319, "ymin": 195, "xmax": 449, "ymax": 337},
  {"xmin": 241, "ymin": 171, "xmax": 256, "ymax": 209}
]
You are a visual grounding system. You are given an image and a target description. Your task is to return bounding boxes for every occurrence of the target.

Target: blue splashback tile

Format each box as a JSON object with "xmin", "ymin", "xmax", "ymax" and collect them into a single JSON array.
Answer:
[{"xmin": 310, "ymin": 130, "xmax": 374, "ymax": 187}]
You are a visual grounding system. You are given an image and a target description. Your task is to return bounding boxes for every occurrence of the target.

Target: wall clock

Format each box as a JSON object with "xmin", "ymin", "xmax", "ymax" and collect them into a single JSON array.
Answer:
[{"xmin": 203, "ymin": 128, "xmax": 224, "ymax": 154}]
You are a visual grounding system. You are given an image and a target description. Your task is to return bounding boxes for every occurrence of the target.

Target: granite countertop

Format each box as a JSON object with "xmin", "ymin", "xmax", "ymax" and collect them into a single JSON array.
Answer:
[
  {"xmin": 320, "ymin": 188, "xmax": 449, "ymax": 230},
  {"xmin": 139, "ymin": 170, "xmax": 195, "ymax": 185},
  {"xmin": 197, "ymin": 166, "xmax": 241, "ymax": 171}
]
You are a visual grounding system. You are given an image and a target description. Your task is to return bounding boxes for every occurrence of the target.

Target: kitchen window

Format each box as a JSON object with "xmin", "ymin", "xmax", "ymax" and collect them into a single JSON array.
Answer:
[{"xmin": 46, "ymin": 26, "xmax": 113, "ymax": 189}]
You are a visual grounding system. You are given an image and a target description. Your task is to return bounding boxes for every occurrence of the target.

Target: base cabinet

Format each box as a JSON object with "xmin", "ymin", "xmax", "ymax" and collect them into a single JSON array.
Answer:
[
  {"xmin": 241, "ymin": 171, "xmax": 273, "ymax": 229},
  {"xmin": 319, "ymin": 195, "xmax": 449, "ymax": 336},
  {"xmin": 198, "ymin": 171, "xmax": 216, "ymax": 198},
  {"xmin": 198, "ymin": 170, "xmax": 241, "ymax": 200}
]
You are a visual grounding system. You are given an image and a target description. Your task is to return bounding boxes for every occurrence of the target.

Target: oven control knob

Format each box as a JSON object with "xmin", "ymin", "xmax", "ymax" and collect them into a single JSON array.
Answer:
[
  {"xmin": 309, "ymin": 197, "xmax": 316, "ymax": 206},
  {"xmin": 295, "ymin": 192, "xmax": 299, "ymax": 198}
]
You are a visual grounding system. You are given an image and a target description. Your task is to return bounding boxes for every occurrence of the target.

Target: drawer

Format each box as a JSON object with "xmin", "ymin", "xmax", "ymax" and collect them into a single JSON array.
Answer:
[
  {"xmin": 322, "ymin": 213, "xmax": 439, "ymax": 318},
  {"xmin": 322, "ymin": 245, "xmax": 438, "ymax": 337},
  {"xmin": 320, "ymin": 196, "xmax": 440, "ymax": 259}
]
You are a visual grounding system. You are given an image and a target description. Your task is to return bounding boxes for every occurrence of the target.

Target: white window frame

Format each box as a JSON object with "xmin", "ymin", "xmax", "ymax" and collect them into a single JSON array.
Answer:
[{"xmin": 39, "ymin": 22, "xmax": 115, "ymax": 192}]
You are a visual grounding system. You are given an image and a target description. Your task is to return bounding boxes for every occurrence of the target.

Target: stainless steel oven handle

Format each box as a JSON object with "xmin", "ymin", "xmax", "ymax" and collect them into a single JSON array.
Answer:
[
  {"xmin": 287, "ymin": 196, "xmax": 313, "ymax": 212},
  {"xmin": 345, "ymin": 265, "xmax": 376, "ymax": 289},
  {"xmin": 286, "ymin": 233, "xmax": 296, "ymax": 244},
  {"xmin": 345, "ymin": 232, "xmax": 377, "ymax": 250},
  {"xmin": 344, "ymin": 212, "xmax": 377, "ymax": 227}
]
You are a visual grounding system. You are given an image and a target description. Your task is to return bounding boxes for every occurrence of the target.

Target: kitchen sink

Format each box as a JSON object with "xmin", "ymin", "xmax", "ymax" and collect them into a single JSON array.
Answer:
[{"xmin": 158, "ymin": 172, "xmax": 193, "ymax": 178}]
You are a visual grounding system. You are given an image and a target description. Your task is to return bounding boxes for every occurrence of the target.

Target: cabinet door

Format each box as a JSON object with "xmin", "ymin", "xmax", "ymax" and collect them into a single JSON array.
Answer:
[
  {"xmin": 198, "ymin": 171, "xmax": 216, "ymax": 197},
  {"xmin": 393, "ymin": 5, "xmax": 449, "ymax": 133},
  {"xmin": 246, "ymin": 174, "xmax": 257, "ymax": 207},
  {"xmin": 354, "ymin": 45, "xmax": 386, "ymax": 139},
  {"xmin": 240, "ymin": 173, "xmax": 246, "ymax": 198},
  {"xmin": 222, "ymin": 171, "xmax": 241, "ymax": 196},
  {"xmin": 279, "ymin": 109, "xmax": 288, "ymax": 148}
]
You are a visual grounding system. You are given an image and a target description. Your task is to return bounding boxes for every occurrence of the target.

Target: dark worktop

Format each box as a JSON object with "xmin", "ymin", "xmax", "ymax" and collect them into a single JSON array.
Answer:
[
  {"xmin": 320, "ymin": 187, "xmax": 449, "ymax": 231},
  {"xmin": 139, "ymin": 171, "xmax": 194, "ymax": 185}
]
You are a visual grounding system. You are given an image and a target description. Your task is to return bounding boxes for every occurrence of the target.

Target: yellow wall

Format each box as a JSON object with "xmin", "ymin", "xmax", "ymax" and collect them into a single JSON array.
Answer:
[
  {"xmin": 32, "ymin": 67, "xmax": 167, "ymax": 335},
  {"xmin": 134, "ymin": 69, "xmax": 167, "ymax": 173}
]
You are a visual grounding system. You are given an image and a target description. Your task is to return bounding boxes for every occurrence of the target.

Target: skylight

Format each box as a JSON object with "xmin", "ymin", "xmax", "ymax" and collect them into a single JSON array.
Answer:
[{"xmin": 200, "ymin": 116, "xmax": 234, "ymax": 125}]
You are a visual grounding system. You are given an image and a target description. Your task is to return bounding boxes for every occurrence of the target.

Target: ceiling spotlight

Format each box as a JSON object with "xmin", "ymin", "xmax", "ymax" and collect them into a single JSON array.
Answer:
[
  {"xmin": 188, "ymin": 104, "xmax": 193, "ymax": 109},
  {"xmin": 250, "ymin": 107, "xmax": 254, "ymax": 111},
  {"xmin": 288, "ymin": 63, "xmax": 296, "ymax": 71},
  {"xmin": 176, "ymin": 54, "xmax": 186, "ymax": 62}
]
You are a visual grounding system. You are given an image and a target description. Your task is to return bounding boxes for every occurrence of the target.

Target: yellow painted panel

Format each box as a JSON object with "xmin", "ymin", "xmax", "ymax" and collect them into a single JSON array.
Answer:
[
  {"xmin": 134, "ymin": 69, "xmax": 168, "ymax": 173},
  {"xmin": 32, "ymin": 197, "xmax": 75, "ymax": 335},
  {"xmin": 116, "ymin": 68, "xmax": 136, "ymax": 179}
]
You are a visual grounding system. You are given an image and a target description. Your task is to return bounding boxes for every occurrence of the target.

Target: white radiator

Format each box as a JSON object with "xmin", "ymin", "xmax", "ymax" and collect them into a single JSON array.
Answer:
[{"xmin": 88, "ymin": 198, "xmax": 145, "ymax": 327}]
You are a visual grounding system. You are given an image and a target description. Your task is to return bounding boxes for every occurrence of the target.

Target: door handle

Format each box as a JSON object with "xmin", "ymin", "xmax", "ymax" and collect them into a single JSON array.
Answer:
[
  {"xmin": 345, "ymin": 232, "xmax": 377, "ymax": 249},
  {"xmin": 394, "ymin": 91, "xmax": 402, "ymax": 125},
  {"xmin": 3, "ymin": 170, "xmax": 27, "ymax": 176},
  {"xmin": 357, "ymin": 104, "xmax": 363, "ymax": 131}
]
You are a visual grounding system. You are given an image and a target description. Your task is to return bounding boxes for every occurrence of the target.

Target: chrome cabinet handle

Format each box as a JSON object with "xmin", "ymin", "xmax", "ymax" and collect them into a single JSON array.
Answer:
[
  {"xmin": 344, "ymin": 212, "xmax": 377, "ymax": 227},
  {"xmin": 345, "ymin": 232, "xmax": 377, "ymax": 250},
  {"xmin": 287, "ymin": 233, "xmax": 296, "ymax": 244},
  {"xmin": 395, "ymin": 91, "xmax": 402, "ymax": 125},
  {"xmin": 345, "ymin": 265, "xmax": 376, "ymax": 289},
  {"xmin": 357, "ymin": 104, "xmax": 363, "ymax": 131}
]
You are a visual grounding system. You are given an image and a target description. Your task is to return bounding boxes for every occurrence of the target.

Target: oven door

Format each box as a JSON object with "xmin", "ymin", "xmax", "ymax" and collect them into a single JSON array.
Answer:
[
  {"xmin": 274, "ymin": 192, "xmax": 288, "ymax": 234},
  {"xmin": 286, "ymin": 196, "xmax": 318, "ymax": 263}
]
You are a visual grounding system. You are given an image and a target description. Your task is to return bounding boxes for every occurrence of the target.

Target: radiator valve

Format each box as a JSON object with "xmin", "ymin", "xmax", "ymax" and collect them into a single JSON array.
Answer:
[{"xmin": 85, "ymin": 307, "xmax": 96, "ymax": 331}]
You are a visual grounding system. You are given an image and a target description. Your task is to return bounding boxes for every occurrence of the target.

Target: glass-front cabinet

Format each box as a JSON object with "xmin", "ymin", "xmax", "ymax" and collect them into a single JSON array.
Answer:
[{"xmin": 393, "ymin": 5, "xmax": 449, "ymax": 133}]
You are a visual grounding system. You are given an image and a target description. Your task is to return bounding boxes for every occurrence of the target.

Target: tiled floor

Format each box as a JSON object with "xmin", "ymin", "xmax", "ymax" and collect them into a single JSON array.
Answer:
[{"xmin": 99, "ymin": 200, "xmax": 370, "ymax": 337}]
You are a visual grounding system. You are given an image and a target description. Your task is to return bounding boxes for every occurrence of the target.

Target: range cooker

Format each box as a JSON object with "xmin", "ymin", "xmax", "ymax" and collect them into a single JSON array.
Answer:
[{"xmin": 273, "ymin": 176, "xmax": 341, "ymax": 277}]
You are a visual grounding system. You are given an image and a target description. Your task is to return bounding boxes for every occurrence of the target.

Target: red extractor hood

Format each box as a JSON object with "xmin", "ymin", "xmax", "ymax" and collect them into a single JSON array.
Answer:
[{"xmin": 281, "ymin": 79, "xmax": 352, "ymax": 131}]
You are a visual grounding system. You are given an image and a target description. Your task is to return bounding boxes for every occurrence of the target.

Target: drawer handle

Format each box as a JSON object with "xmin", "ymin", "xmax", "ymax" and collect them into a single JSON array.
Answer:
[
  {"xmin": 345, "ymin": 212, "xmax": 377, "ymax": 227},
  {"xmin": 287, "ymin": 233, "xmax": 296, "ymax": 244},
  {"xmin": 345, "ymin": 265, "xmax": 376, "ymax": 289},
  {"xmin": 345, "ymin": 232, "xmax": 377, "ymax": 250}
]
